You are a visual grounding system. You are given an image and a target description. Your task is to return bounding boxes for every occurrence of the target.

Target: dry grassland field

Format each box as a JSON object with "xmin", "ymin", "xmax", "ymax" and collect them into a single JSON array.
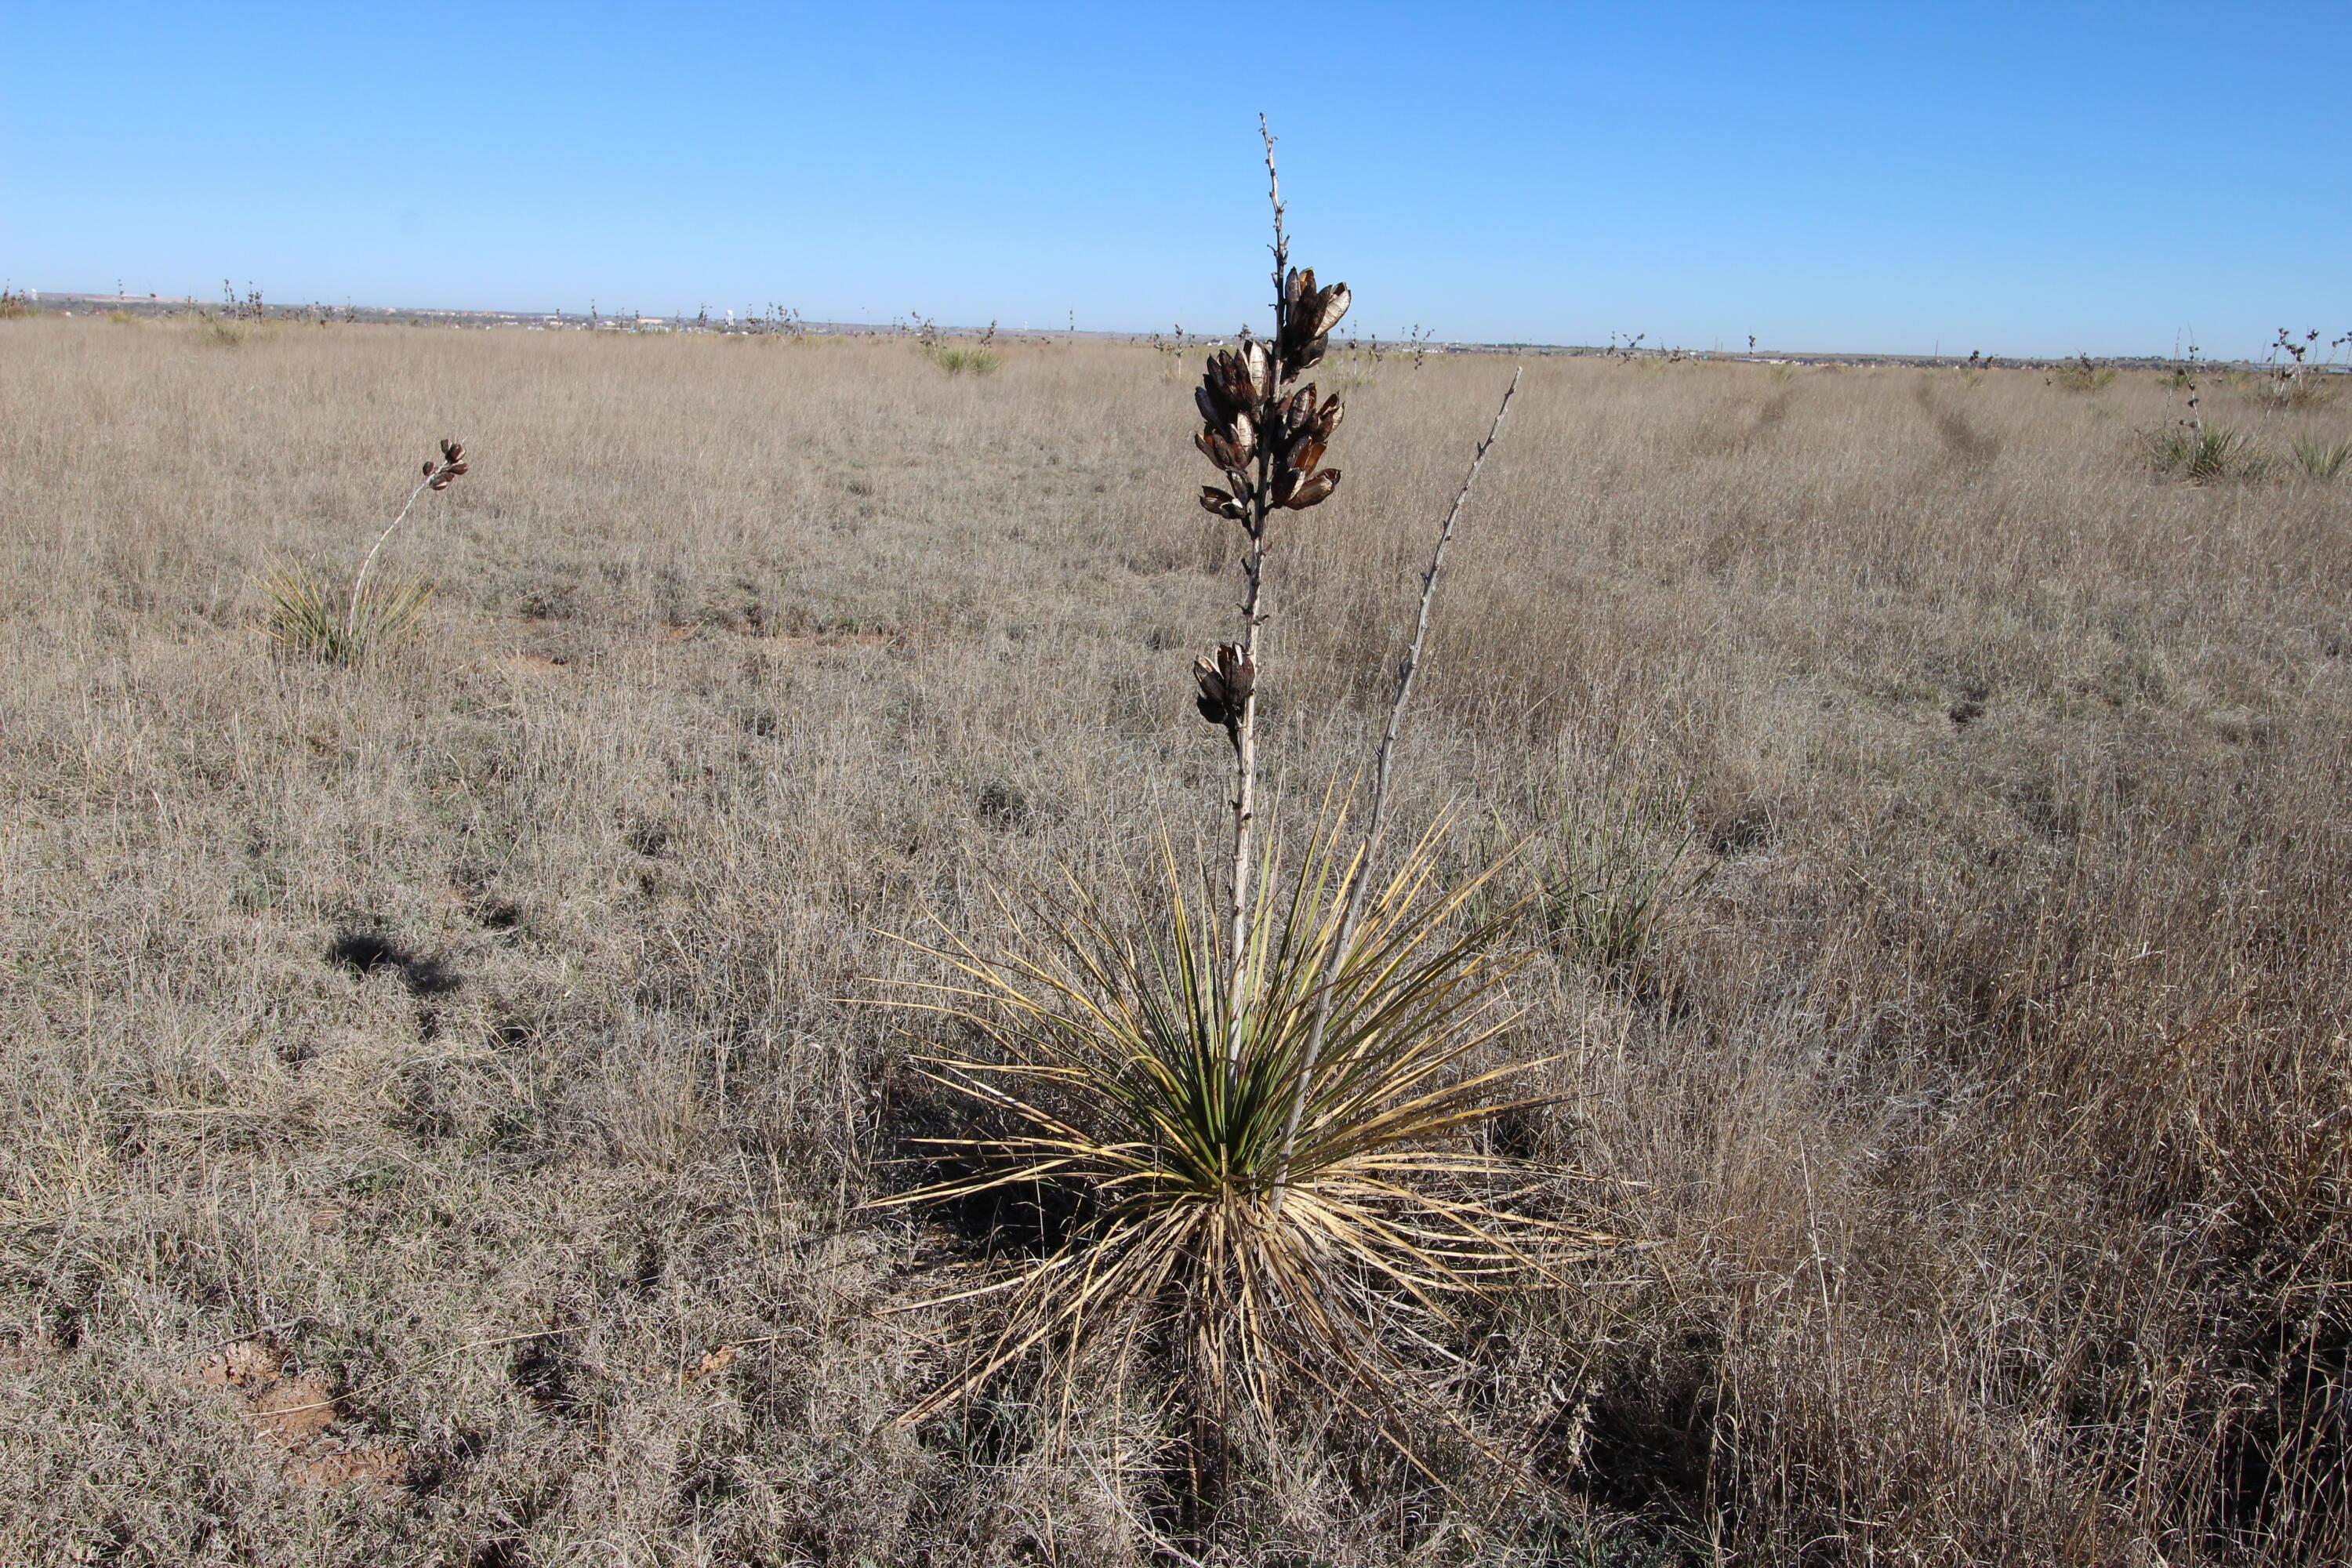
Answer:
[{"xmin": 4, "ymin": 315, "xmax": 2351, "ymax": 1565}]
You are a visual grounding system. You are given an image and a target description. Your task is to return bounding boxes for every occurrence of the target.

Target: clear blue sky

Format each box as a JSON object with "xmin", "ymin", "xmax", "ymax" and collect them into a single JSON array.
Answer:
[{"xmin": 5, "ymin": 2, "xmax": 2344, "ymax": 358}]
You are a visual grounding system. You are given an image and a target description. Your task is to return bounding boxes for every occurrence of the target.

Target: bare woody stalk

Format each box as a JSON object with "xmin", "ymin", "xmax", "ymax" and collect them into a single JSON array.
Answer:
[
  {"xmin": 1269, "ymin": 366, "xmax": 1521, "ymax": 1213},
  {"xmin": 1192, "ymin": 118, "xmax": 1351, "ymax": 1090},
  {"xmin": 1221, "ymin": 125, "xmax": 1284, "ymax": 1090},
  {"xmin": 348, "ymin": 438, "xmax": 468, "ymax": 639}
]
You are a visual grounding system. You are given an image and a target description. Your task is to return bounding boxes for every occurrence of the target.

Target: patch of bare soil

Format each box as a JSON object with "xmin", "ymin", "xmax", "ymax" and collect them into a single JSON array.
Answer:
[
  {"xmin": 0, "ymin": 1334, "xmax": 67, "ymax": 1375},
  {"xmin": 191, "ymin": 1338, "xmax": 410, "ymax": 1490}
]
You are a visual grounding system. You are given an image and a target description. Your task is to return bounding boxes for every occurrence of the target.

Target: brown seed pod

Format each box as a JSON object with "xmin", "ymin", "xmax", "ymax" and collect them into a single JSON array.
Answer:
[
  {"xmin": 1278, "ymin": 386, "xmax": 1313, "ymax": 437},
  {"xmin": 1203, "ymin": 350, "xmax": 1261, "ymax": 419},
  {"xmin": 1283, "ymin": 470, "xmax": 1340, "ymax": 510},
  {"xmin": 1192, "ymin": 642, "xmax": 1255, "ymax": 731},
  {"xmin": 1276, "ymin": 275, "xmax": 1348, "ymax": 376},
  {"xmin": 1193, "ymin": 410, "xmax": 1255, "ymax": 472},
  {"xmin": 1229, "ymin": 356, "xmax": 1258, "ymax": 409},
  {"xmin": 1313, "ymin": 393, "xmax": 1344, "ymax": 441},
  {"xmin": 1279, "ymin": 386, "xmax": 1341, "ymax": 445},
  {"xmin": 1199, "ymin": 485, "xmax": 1244, "ymax": 521},
  {"xmin": 1237, "ymin": 340, "xmax": 1269, "ymax": 400},
  {"xmin": 1307, "ymin": 284, "xmax": 1350, "ymax": 339}
]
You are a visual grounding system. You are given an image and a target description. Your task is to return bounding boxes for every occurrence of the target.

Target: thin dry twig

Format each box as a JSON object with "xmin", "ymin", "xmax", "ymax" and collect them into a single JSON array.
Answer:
[{"xmin": 1270, "ymin": 365, "xmax": 1522, "ymax": 1211}]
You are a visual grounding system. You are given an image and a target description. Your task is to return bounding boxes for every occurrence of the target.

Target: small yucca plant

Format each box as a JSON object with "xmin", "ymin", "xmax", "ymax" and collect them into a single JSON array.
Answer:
[
  {"xmin": 1540, "ymin": 788, "xmax": 1715, "ymax": 996},
  {"xmin": 2052, "ymin": 351, "xmax": 2114, "ymax": 392},
  {"xmin": 260, "ymin": 560, "xmax": 433, "ymax": 662},
  {"xmin": 880, "ymin": 121, "xmax": 1567, "ymax": 1501},
  {"xmin": 261, "ymin": 437, "xmax": 468, "ymax": 662},
  {"xmin": 927, "ymin": 344, "xmax": 1000, "ymax": 376},
  {"xmin": 2144, "ymin": 423, "xmax": 2264, "ymax": 485},
  {"xmin": 2292, "ymin": 434, "xmax": 2352, "ymax": 482}
]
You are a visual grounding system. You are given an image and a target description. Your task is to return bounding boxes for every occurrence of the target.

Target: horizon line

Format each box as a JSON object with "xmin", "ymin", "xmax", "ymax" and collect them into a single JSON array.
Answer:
[{"xmin": 13, "ymin": 285, "xmax": 2323, "ymax": 370}]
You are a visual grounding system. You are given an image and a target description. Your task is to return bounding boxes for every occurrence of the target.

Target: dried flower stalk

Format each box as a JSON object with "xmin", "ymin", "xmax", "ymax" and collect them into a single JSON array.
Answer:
[
  {"xmin": 348, "ymin": 437, "xmax": 467, "ymax": 641},
  {"xmin": 1192, "ymin": 118, "xmax": 1350, "ymax": 1085}
]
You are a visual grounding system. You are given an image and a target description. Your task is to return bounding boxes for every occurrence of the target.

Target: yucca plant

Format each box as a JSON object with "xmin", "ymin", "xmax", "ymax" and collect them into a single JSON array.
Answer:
[
  {"xmin": 1538, "ymin": 787, "xmax": 1715, "ymax": 996},
  {"xmin": 260, "ymin": 437, "xmax": 468, "ymax": 662},
  {"xmin": 880, "ymin": 821, "xmax": 1608, "ymax": 1436},
  {"xmin": 927, "ymin": 344, "xmax": 1000, "ymax": 376},
  {"xmin": 2292, "ymin": 434, "xmax": 2352, "ymax": 482},
  {"xmin": 2144, "ymin": 423, "xmax": 2264, "ymax": 485},
  {"xmin": 260, "ymin": 559, "xmax": 434, "ymax": 662},
  {"xmin": 2052, "ymin": 351, "xmax": 2114, "ymax": 392},
  {"xmin": 878, "ymin": 121, "xmax": 1579, "ymax": 1504}
]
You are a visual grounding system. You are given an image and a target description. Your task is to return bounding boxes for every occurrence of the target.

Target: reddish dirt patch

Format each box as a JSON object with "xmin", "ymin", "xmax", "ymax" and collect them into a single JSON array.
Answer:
[
  {"xmin": 249, "ymin": 1371, "xmax": 339, "ymax": 1440},
  {"xmin": 500, "ymin": 652, "xmax": 569, "ymax": 675},
  {"xmin": 284, "ymin": 1443, "xmax": 412, "ymax": 1490},
  {"xmin": 191, "ymin": 1336, "xmax": 408, "ymax": 1488}
]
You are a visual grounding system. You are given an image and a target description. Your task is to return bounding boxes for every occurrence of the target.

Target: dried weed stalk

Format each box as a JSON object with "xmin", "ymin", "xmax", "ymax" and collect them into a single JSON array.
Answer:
[{"xmin": 348, "ymin": 437, "xmax": 467, "ymax": 641}]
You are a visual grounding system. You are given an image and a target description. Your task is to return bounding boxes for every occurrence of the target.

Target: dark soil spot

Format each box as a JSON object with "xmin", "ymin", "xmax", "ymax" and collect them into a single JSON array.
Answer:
[
  {"xmin": 468, "ymin": 1544, "xmax": 524, "ymax": 1568},
  {"xmin": 327, "ymin": 931, "xmax": 461, "ymax": 996},
  {"xmin": 469, "ymin": 895, "xmax": 524, "ymax": 932},
  {"xmin": 509, "ymin": 1340, "xmax": 575, "ymax": 1414},
  {"xmin": 1706, "ymin": 798, "xmax": 1777, "ymax": 856},
  {"xmin": 976, "ymin": 778, "xmax": 1029, "ymax": 829}
]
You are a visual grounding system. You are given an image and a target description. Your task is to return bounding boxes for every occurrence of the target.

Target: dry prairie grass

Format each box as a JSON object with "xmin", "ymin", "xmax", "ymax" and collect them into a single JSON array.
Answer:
[{"xmin": 2, "ymin": 316, "xmax": 2350, "ymax": 1563}]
